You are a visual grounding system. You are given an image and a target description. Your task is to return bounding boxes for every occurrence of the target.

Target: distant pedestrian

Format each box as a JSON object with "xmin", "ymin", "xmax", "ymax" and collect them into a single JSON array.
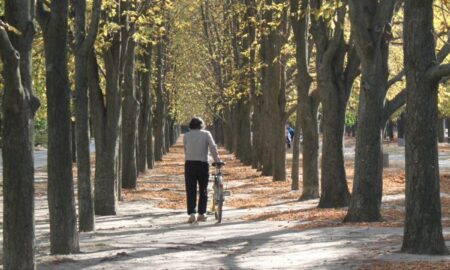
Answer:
[{"xmin": 286, "ymin": 124, "xmax": 292, "ymax": 148}]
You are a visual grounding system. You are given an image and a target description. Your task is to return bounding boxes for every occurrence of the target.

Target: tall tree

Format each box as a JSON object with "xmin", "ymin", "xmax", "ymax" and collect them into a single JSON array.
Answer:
[
  {"xmin": 345, "ymin": 0, "xmax": 399, "ymax": 222},
  {"xmin": 401, "ymin": 0, "xmax": 450, "ymax": 254},
  {"xmin": 260, "ymin": 0, "xmax": 288, "ymax": 181},
  {"xmin": 138, "ymin": 43, "xmax": 154, "ymax": 171},
  {"xmin": 310, "ymin": 0, "xmax": 360, "ymax": 208},
  {"xmin": 37, "ymin": 0, "xmax": 80, "ymax": 254},
  {"xmin": 72, "ymin": 0, "xmax": 102, "ymax": 232},
  {"xmin": 289, "ymin": 0, "xmax": 320, "ymax": 197},
  {"xmin": 231, "ymin": 0, "xmax": 252, "ymax": 166},
  {"xmin": 154, "ymin": 36, "xmax": 167, "ymax": 161},
  {"xmin": 1, "ymin": 0, "xmax": 40, "ymax": 266},
  {"xmin": 89, "ymin": 2, "xmax": 123, "ymax": 215},
  {"xmin": 121, "ymin": 1, "xmax": 139, "ymax": 188}
]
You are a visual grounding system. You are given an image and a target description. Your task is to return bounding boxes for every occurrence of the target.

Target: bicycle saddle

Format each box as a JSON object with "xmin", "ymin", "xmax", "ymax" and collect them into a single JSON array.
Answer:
[{"xmin": 212, "ymin": 161, "xmax": 225, "ymax": 167}]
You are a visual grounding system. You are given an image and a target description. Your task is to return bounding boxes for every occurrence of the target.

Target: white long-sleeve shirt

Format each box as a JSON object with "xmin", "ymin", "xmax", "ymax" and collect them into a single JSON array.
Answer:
[{"xmin": 183, "ymin": 129, "xmax": 220, "ymax": 162}]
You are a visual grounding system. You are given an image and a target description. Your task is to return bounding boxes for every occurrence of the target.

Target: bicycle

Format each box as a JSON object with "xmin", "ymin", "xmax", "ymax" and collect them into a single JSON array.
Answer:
[{"xmin": 210, "ymin": 161, "xmax": 229, "ymax": 223}]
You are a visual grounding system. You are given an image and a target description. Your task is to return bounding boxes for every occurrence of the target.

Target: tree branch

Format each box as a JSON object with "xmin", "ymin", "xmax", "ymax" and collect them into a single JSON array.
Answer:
[
  {"xmin": 387, "ymin": 70, "xmax": 405, "ymax": 87},
  {"xmin": 383, "ymin": 88, "xmax": 406, "ymax": 123},
  {"xmin": 344, "ymin": 42, "xmax": 361, "ymax": 93},
  {"xmin": 0, "ymin": 24, "xmax": 18, "ymax": 62},
  {"xmin": 285, "ymin": 104, "xmax": 298, "ymax": 120},
  {"xmin": 427, "ymin": 63, "xmax": 450, "ymax": 81},
  {"xmin": 436, "ymin": 31, "xmax": 450, "ymax": 63},
  {"xmin": 36, "ymin": 0, "xmax": 51, "ymax": 30},
  {"xmin": 82, "ymin": 0, "xmax": 102, "ymax": 53},
  {"xmin": 88, "ymin": 50, "xmax": 106, "ymax": 117}
]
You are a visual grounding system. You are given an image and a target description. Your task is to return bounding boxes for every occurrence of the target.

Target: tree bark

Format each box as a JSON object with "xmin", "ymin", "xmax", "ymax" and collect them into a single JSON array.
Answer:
[
  {"xmin": 309, "ymin": 0, "xmax": 357, "ymax": 205},
  {"xmin": 121, "ymin": 22, "xmax": 139, "ymax": 189},
  {"xmin": 251, "ymin": 96, "xmax": 264, "ymax": 170},
  {"xmin": 73, "ymin": 0, "xmax": 101, "ymax": 233},
  {"xmin": 261, "ymin": 0, "xmax": 288, "ymax": 180},
  {"xmin": 438, "ymin": 117, "xmax": 445, "ymax": 143},
  {"xmin": 223, "ymin": 108, "xmax": 234, "ymax": 152},
  {"xmin": 138, "ymin": 44, "xmax": 153, "ymax": 172},
  {"xmin": 290, "ymin": 0, "xmax": 319, "ymax": 196},
  {"xmin": 37, "ymin": 0, "xmax": 79, "ymax": 254},
  {"xmin": 88, "ymin": 3, "xmax": 122, "ymax": 215},
  {"xmin": 1, "ymin": 0, "xmax": 40, "ymax": 266},
  {"xmin": 154, "ymin": 40, "xmax": 166, "ymax": 161},
  {"xmin": 318, "ymin": 79, "xmax": 350, "ymax": 207},
  {"xmin": 345, "ymin": 0, "xmax": 398, "ymax": 222},
  {"xmin": 401, "ymin": 0, "xmax": 448, "ymax": 254},
  {"xmin": 447, "ymin": 118, "xmax": 450, "ymax": 144},
  {"xmin": 164, "ymin": 117, "xmax": 171, "ymax": 152}
]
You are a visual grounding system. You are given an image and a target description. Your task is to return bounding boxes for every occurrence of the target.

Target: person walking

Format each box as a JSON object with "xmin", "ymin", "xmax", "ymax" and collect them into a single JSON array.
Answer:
[{"xmin": 183, "ymin": 117, "xmax": 221, "ymax": 223}]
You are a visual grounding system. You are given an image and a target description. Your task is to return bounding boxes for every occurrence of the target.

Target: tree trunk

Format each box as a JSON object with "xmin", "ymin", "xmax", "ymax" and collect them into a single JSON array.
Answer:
[
  {"xmin": 37, "ymin": 0, "xmax": 79, "ymax": 253},
  {"xmin": 235, "ymin": 101, "xmax": 252, "ymax": 165},
  {"xmin": 397, "ymin": 113, "xmax": 405, "ymax": 139},
  {"xmin": 263, "ymin": 0, "xmax": 287, "ymax": 182},
  {"xmin": 310, "ymin": 0, "xmax": 357, "ymax": 208},
  {"xmin": 87, "ymin": 5, "xmax": 122, "ymax": 215},
  {"xmin": 138, "ymin": 44, "xmax": 153, "ymax": 172},
  {"xmin": 291, "ymin": 104, "xmax": 302, "ymax": 190},
  {"xmin": 164, "ymin": 117, "xmax": 171, "ymax": 152},
  {"xmin": 344, "ymin": 77, "xmax": 385, "ymax": 221},
  {"xmin": 223, "ymin": 108, "xmax": 234, "ymax": 152},
  {"xmin": 71, "ymin": 120, "xmax": 77, "ymax": 162},
  {"xmin": 401, "ymin": 0, "xmax": 448, "ymax": 254},
  {"xmin": 290, "ymin": 0, "xmax": 319, "ymax": 196},
  {"xmin": 88, "ymin": 48, "xmax": 120, "ymax": 215},
  {"xmin": 154, "ymin": 40, "xmax": 165, "ymax": 161},
  {"xmin": 345, "ymin": 0, "xmax": 398, "ymax": 222},
  {"xmin": 121, "ymin": 23, "xmax": 139, "ymax": 189},
  {"xmin": 299, "ymin": 100, "xmax": 320, "ymax": 199},
  {"xmin": 73, "ymin": 0, "xmax": 101, "ymax": 233},
  {"xmin": 318, "ymin": 80, "xmax": 350, "ymax": 208},
  {"xmin": 213, "ymin": 118, "xmax": 224, "ymax": 145},
  {"xmin": 272, "ymin": 60, "xmax": 287, "ymax": 181},
  {"xmin": 145, "ymin": 44, "xmax": 155, "ymax": 169},
  {"xmin": 438, "ymin": 117, "xmax": 445, "ymax": 143},
  {"xmin": 251, "ymin": 96, "xmax": 264, "ymax": 170},
  {"xmin": 1, "ymin": 0, "xmax": 40, "ymax": 266},
  {"xmin": 387, "ymin": 120, "xmax": 394, "ymax": 140},
  {"xmin": 448, "ymin": 118, "xmax": 450, "ymax": 143}
]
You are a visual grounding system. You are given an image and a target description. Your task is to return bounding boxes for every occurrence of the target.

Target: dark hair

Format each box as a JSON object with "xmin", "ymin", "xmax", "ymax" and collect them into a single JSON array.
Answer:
[{"xmin": 189, "ymin": 117, "xmax": 204, "ymax": 130}]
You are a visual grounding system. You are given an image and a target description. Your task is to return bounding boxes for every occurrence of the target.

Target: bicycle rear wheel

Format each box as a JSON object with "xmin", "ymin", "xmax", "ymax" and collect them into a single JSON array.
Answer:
[{"xmin": 216, "ymin": 198, "xmax": 223, "ymax": 223}]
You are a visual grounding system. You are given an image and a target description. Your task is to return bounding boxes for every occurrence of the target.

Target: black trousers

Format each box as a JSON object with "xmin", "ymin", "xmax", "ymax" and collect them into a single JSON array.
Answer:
[{"xmin": 184, "ymin": 161, "xmax": 209, "ymax": 215}]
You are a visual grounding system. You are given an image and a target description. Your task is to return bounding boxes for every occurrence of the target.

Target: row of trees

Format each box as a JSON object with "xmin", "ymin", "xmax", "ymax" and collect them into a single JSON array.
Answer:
[
  {"xmin": 1, "ymin": 0, "xmax": 180, "ymax": 268},
  {"xmin": 188, "ymin": 0, "xmax": 450, "ymax": 255},
  {"xmin": 1, "ymin": 0, "xmax": 450, "ymax": 268}
]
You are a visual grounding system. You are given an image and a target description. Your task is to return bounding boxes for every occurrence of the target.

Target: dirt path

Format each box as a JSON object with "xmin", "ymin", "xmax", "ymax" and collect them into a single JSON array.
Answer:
[{"xmin": 2, "ymin": 138, "xmax": 450, "ymax": 269}]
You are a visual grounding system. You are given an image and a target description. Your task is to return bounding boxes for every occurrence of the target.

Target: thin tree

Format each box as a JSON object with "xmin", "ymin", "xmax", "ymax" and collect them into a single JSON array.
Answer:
[
  {"xmin": 289, "ymin": 0, "xmax": 320, "ymax": 197},
  {"xmin": 89, "ymin": 2, "xmax": 122, "ymax": 215},
  {"xmin": 138, "ymin": 43, "xmax": 154, "ymax": 171},
  {"xmin": 121, "ymin": 0, "xmax": 139, "ymax": 188},
  {"xmin": 37, "ymin": 0, "xmax": 80, "ymax": 253},
  {"xmin": 72, "ymin": 0, "xmax": 102, "ymax": 232}
]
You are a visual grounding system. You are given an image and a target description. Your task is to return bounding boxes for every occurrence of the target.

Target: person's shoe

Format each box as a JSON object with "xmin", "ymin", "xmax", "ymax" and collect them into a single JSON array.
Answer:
[
  {"xmin": 197, "ymin": 214, "xmax": 207, "ymax": 222},
  {"xmin": 187, "ymin": 214, "xmax": 196, "ymax": 223}
]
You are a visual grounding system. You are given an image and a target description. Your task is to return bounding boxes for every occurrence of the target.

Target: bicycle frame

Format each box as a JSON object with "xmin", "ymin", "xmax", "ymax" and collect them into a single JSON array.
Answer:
[{"xmin": 210, "ymin": 162, "xmax": 227, "ymax": 223}]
